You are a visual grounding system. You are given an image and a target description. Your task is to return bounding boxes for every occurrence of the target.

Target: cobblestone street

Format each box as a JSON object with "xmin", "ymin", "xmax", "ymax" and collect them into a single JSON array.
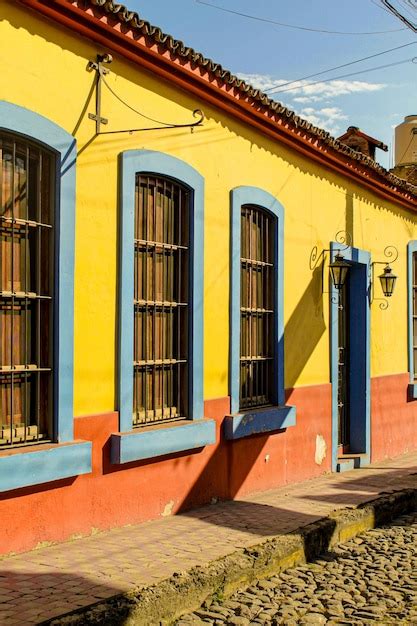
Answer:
[{"xmin": 178, "ymin": 511, "xmax": 417, "ymax": 625}]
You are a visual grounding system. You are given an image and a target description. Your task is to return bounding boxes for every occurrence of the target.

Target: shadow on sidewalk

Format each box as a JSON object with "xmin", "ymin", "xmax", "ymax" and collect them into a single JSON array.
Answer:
[
  {"xmin": 295, "ymin": 463, "xmax": 417, "ymax": 507},
  {"xmin": 177, "ymin": 460, "xmax": 417, "ymax": 537},
  {"xmin": 0, "ymin": 570, "xmax": 124, "ymax": 624}
]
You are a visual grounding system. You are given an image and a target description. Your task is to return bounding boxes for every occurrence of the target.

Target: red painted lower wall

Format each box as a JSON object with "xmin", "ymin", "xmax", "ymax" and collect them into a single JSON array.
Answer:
[
  {"xmin": 371, "ymin": 372, "xmax": 417, "ymax": 462},
  {"xmin": 0, "ymin": 374, "xmax": 417, "ymax": 554},
  {"xmin": 4, "ymin": 373, "xmax": 416, "ymax": 557},
  {"xmin": 0, "ymin": 383, "xmax": 332, "ymax": 556}
]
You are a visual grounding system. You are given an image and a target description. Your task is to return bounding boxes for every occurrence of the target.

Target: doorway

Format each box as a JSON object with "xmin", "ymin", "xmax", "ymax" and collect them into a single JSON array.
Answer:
[
  {"xmin": 337, "ymin": 274, "xmax": 350, "ymax": 453},
  {"xmin": 330, "ymin": 245, "xmax": 371, "ymax": 472}
]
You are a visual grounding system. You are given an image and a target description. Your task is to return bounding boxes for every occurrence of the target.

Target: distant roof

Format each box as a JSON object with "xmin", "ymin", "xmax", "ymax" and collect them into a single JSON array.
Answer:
[{"xmin": 338, "ymin": 126, "xmax": 389, "ymax": 152}]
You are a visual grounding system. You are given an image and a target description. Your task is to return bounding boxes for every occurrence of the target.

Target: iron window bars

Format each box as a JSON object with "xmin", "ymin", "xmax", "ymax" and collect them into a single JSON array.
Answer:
[
  {"xmin": 240, "ymin": 204, "xmax": 275, "ymax": 410},
  {"xmin": 0, "ymin": 133, "xmax": 54, "ymax": 447},
  {"xmin": 133, "ymin": 175, "xmax": 189, "ymax": 426}
]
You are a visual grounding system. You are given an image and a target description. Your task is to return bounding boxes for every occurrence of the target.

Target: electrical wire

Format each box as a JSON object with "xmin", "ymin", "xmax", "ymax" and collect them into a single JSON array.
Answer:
[
  {"xmin": 101, "ymin": 74, "xmax": 188, "ymax": 127},
  {"xmin": 262, "ymin": 40, "xmax": 417, "ymax": 93},
  {"xmin": 196, "ymin": 0, "xmax": 406, "ymax": 34},
  {"xmin": 370, "ymin": 0, "xmax": 394, "ymax": 14},
  {"xmin": 396, "ymin": 0, "xmax": 417, "ymax": 19},
  {"xmin": 403, "ymin": 0, "xmax": 417, "ymax": 11},
  {"xmin": 265, "ymin": 56, "xmax": 415, "ymax": 96},
  {"xmin": 381, "ymin": 0, "xmax": 417, "ymax": 31}
]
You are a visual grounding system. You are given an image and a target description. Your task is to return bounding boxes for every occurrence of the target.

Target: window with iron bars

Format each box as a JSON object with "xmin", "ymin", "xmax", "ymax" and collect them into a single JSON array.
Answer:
[
  {"xmin": 133, "ymin": 174, "xmax": 189, "ymax": 426},
  {"xmin": 240, "ymin": 204, "xmax": 275, "ymax": 410},
  {"xmin": 0, "ymin": 133, "xmax": 54, "ymax": 447}
]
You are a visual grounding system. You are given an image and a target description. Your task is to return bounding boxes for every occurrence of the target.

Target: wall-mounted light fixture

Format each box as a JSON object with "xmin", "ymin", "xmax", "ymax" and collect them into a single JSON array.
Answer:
[
  {"xmin": 309, "ymin": 231, "xmax": 352, "ymax": 299},
  {"xmin": 371, "ymin": 246, "xmax": 398, "ymax": 309},
  {"xmin": 329, "ymin": 253, "xmax": 351, "ymax": 291}
]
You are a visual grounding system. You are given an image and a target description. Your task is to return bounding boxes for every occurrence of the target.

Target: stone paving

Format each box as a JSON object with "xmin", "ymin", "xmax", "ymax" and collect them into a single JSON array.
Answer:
[
  {"xmin": 179, "ymin": 511, "xmax": 417, "ymax": 625},
  {"xmin": 1, "ymin": 450, "xmax": 417, "ymax": 623}
]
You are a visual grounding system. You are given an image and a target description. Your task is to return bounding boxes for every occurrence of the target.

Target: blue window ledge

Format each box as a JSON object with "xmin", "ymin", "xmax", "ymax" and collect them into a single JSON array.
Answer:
[
  {"xmin": 0, "ymin": 440, "xmax": 92, "ymax": 493},
  {"xmin": 224, "ymin": 405, "xmax": 296, "ymax": 440},
  {"xmin": 111, "ymin": 418, "xmax": 216, "ymax": 464},
  {"xmin": 409, "ymin": 383, "xmax": 417, "ymax": 400}
]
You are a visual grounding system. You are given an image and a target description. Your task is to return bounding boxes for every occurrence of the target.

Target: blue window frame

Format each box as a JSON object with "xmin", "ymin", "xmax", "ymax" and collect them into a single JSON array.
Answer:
[
  {"xmin": 408, "ymin": 241, "xmax": 417, "ymax": 399},
  {"xmin": 225, "ymin": 186, "xmax": 295, "ymax": 440},
  {"xmin": 0, "ymin": 100, "xmax": 91, "ymax": 492},
  {"xmin": 112, "ymin": 150, "xmax": 215, "ymax": 464}
]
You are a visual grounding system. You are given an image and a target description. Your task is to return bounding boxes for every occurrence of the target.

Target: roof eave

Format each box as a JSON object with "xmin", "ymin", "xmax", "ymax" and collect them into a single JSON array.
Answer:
[{"xmin": 18, "ymin": 0, "xmax": 417, "ymax": 211}]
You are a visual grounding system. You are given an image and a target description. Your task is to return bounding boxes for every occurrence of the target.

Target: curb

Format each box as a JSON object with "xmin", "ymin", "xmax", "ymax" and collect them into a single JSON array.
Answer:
[{"xmin": 45, "ymin": 487, "xmax": 417, "ymax": 626}]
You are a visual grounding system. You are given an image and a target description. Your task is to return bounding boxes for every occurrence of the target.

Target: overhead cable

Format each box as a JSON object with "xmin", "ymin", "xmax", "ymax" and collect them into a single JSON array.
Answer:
[
  {"xmin": 381, "ymin": 0, "xmax": 417, "ymax": 31},
  {"xmin": 369, "ymin": 0, "xmax": 394, "ymax": 14},
  {"xmin": 102, "ymin": 74, "xmax": 187, "ymax": 126},
  {"xmin": 196, "ymin": 0, "xmax": 406, "ymax": 34},
  {"xmin": 266, "ymin": 56, "xmax": 415, "ymax": 96},
  {"xmin": 395, "ymin": 0, "xmax": 417, "ymax": 19},
  {"xmin": 262, "ymin": 40, "xmax": 417, "ymax": 93}
]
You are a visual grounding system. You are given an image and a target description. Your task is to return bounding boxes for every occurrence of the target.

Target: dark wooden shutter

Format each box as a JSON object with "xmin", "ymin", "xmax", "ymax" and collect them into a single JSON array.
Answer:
[
  {"xmin": 240, "ymin": 205, "xmax": 275, "ymax": 410},
  {"xmin": 0, "ymin": 135, "xmax": 53, "ymax": 446},
  {"xmin": 133, "ymin": 175, "xmax": 189, "ymax": 426}
]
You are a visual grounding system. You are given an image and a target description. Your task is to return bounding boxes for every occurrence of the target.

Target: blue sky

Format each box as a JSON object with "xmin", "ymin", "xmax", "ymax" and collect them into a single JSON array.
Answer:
[{"xmin": 126, "ymin": 0, "xmax": 417, "ymax": 168}]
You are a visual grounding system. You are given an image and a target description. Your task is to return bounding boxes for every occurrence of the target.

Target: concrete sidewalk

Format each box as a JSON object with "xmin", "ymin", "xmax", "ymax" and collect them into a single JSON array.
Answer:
[{"xmin": 1, "ymin": 451, "xmax": 417, "ymax": 625}]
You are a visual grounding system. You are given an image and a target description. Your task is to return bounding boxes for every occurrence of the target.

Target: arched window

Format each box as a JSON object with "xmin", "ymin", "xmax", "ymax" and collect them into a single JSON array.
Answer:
[
  {"xmin": 134, "ymin": 174, "xmax": 189, "ymax": 425},
  {"xmin": 114, "ymin": 150, "xmax": 215, "ymax": 464},
  {"xmin": 226, "ymin": 186, "xmax": 295, "ymax": 440},
  {"xmin": 240, "ymin": 204, "xmax": 275, "ymax": 409},
  {"xmin": 0, "ymin": 100, "xmax": 90, "ymax": 493},
  {"xmin": 0, "ymin": 133, "xmax": 54, "ymax": 446}
]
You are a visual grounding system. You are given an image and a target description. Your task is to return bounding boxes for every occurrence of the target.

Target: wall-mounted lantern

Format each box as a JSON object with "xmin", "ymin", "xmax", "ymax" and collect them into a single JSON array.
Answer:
[
  {"xmin": 371, "ymin": 246, "xmax": 398, "ymax": 308},
  {"xmin": 379, "ymin": 264, "xmax": 397, "ymax": 298},
  {"xmin": 310, "ymin": 234, "xmax": 399, "ymax": 310},
  {"xmin": 309, "ymin": 231, "xmax": 352, "ymax": 299},
  {"xmin": 329, "ymin": 253, "xmax": 351, "ymax": 290}
]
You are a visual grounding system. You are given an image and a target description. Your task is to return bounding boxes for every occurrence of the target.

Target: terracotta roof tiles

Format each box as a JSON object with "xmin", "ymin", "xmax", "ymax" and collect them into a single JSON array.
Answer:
[{"xmin": 78, "ymin": 0, "xmax": 417, "ymax": 198}]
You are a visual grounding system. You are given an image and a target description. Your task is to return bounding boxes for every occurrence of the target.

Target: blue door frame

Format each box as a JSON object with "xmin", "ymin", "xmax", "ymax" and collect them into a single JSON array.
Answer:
[{"xmin": 330, "ymin": 244, "xmax": 371, "ymax": 471}]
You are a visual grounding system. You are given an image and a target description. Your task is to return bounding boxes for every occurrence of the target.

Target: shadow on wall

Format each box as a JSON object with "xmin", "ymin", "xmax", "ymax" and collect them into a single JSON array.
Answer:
[
  {"xmin": 178, "ymin": 265, "xmax": 327, "ymax": 509},
  {"xmin": 345, "ymin": 192, "xmax": 354, "ymax": 245},
  {"xmin": 285, "ymin": 265, "xmax": 326, "ymax": 388},
  {"xmin": 0, "ymin": 476, "xmax": 76, "ymax": 503},
  {"xmin": 178, "ymin": 427, "xmax": 272, "ymax": 510}
]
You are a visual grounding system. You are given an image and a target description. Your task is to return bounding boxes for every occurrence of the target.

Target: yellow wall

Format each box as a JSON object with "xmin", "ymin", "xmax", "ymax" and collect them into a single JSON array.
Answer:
[{"xmin": 2, "ymin": 3, "xmax": 417, "ymax": 416}]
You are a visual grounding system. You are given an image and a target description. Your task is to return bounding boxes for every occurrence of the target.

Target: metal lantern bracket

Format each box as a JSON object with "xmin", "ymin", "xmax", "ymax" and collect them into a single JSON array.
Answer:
[
  {"xmin": 86, "ymin": 54, "xmax": 205, "ymax": 136},
  {"xmin": 309, "ymin": 231, "xmax": 352, "ymax": 304},
  {"xmin": 87, "ymin": 53, "xmax": 111, "ymax": 134},
  {"xmin": 370, "ymin": 245, "xmax": 399, "ymax": 310}
]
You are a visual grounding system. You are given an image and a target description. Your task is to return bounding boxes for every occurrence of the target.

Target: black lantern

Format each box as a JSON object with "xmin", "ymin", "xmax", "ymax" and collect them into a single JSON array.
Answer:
[
  {"xmin": 329, "ymin": 253, "xmax": 350, "ymax": 290},
  {"xmin": 379, "ymin": 264, "xmax": 397, "ymax": 297}
]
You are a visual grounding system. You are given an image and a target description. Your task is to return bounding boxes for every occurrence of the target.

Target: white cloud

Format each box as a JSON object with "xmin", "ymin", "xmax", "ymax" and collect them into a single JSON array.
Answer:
[
  {"xmin": 237, "ymin": 72, "xmax": 387, "ymax": 136},
  {"xmin": 293, "ymin": 96, "xmax": 324, "ymax": 103},
  {"xmin": 238, "ymin": 73, "xmax": 386, "ymax": 104},
  {"xmin": 296, "ymin": 106, "xmax": 348, "ymax": 135},
  {"xmin": 237, "ymin": 73, "xmax": 288, "ymax": 92}
]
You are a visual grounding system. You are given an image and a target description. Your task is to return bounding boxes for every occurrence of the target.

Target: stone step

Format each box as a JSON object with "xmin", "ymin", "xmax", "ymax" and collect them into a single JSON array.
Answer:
[{"xmin": 337, "ymin": 453, "xmax": 368, "ymax": 472}]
